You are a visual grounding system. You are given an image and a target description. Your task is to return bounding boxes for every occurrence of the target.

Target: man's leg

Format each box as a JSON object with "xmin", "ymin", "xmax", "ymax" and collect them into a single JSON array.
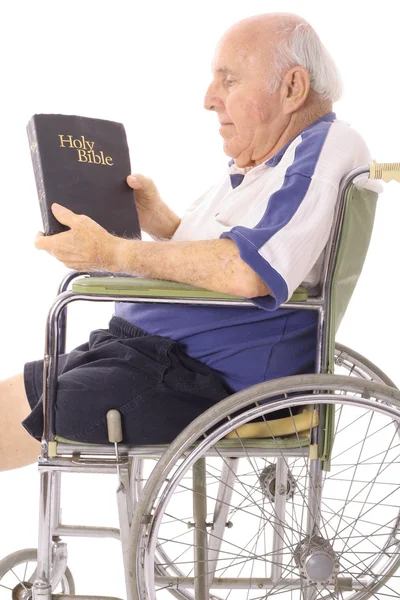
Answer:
[{"xmin": 0, "ymin": 374, "xmax": 40, "ymax": 472}]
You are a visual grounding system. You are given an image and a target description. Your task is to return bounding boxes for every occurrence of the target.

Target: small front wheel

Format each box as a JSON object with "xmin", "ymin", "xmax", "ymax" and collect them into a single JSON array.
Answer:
[{"xmin": 0, "ymin": 548, "xmax": 75, "ymax": 599}]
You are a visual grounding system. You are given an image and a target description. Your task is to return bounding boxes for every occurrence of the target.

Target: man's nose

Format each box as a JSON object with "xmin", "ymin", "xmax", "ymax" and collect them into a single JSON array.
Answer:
[{"xmin": 204, "ymin": 81, "xmax": 224, "ymax": 112}]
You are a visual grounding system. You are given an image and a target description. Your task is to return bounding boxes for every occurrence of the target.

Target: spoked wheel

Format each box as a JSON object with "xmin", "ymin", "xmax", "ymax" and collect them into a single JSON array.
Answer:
[
  {"xmin": 130, "ymin": 344, "xmax": 398, "ymax": 600},
  {"xmin": 130, "ymin": 374, "xmax": 400, "ymax": 600},
  {"xmin": 0, "ymin": 549, "xmax": 75, "ymax": 599}
]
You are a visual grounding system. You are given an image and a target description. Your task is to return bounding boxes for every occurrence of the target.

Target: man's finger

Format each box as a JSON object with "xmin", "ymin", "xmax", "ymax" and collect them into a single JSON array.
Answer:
[
  {"xmin": 35, "ymin": 231, "xmax": 49, "ymax": 250},
  {"xmin": 34, "ymin": 229, "xmax": 68, "ymax": 251},
  {"xmin": 51, "ymin": 203, "xmax": 78, "ymax": 226},
  {"xmin": 35, "ymin": 231, "xmax": 57, "ymax": 251}
]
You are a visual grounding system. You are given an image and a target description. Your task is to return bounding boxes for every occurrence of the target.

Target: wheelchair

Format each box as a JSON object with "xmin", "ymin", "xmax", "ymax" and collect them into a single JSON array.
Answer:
[{"xmin": 1, "ymin": 161, "xmax": 400, "ymax": 600}]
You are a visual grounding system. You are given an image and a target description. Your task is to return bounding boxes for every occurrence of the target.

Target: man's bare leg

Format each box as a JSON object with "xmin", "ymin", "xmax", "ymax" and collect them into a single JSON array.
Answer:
[{"xmin": 0, "ymin": 374, "xmax": 40, "ymax": 471}]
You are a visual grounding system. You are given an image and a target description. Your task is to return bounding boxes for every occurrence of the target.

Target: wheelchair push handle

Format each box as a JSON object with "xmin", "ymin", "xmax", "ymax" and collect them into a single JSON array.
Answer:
[{"xmin": 369, "ymin": 161, "xmax": 400, "ymax": 182}]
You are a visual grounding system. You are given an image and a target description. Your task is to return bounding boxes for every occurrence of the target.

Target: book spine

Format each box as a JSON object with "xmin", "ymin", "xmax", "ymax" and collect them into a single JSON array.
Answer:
[{"xmin": 27, "ymin": 117, "xmax": 49, "ymax": 234}]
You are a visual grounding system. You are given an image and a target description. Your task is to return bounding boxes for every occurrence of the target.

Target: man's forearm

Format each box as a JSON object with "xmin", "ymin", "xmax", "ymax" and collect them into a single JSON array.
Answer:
[
  {"xmin": 34, "ymin": 204, "xmax": 271, "ymax": 298},
  {"xmin": 112, "ymin": 237, "xmax": 270, "ymax": 298}
]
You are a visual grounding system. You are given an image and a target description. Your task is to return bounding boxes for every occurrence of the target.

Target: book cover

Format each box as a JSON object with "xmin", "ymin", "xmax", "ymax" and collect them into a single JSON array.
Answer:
[{"xmin": 27, "ymin": 113, "xmax": 141, "ymax": 239}]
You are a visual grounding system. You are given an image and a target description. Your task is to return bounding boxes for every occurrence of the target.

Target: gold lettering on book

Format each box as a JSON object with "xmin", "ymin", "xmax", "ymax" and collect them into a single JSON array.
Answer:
[{"xmin": 58, "ymin": 134, "xmax": 113, "ymax": 166}]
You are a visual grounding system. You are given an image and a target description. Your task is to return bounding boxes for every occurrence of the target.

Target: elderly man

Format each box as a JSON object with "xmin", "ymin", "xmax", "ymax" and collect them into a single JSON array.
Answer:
[{"xmin": 1, "ymin": 13, "xmax": 375, "ymax": 470}]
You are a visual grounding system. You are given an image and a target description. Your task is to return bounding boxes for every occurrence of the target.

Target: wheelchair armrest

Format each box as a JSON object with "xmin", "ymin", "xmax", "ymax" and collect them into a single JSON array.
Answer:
[{"xmin": 71, "ymin": 276, "xmax": 309, "ymax": 303}]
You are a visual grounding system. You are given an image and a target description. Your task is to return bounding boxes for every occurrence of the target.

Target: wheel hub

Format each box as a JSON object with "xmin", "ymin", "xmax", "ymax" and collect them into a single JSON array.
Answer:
[
  {"xmin": 11, "ymin": 582, "xmax": 32, "ymax": 600},
  {"xmin": 259, "ymin": 464, "xmax": 296, "ymax": 502},
  {"xmin": 294, "ymin": 536, "xmax": 340, "ymax": 585}
]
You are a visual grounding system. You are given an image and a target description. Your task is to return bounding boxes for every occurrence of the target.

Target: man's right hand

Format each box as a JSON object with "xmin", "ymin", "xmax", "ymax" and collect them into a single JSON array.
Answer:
[
  {"xmin": 126, "ymin": 174, "xmax": 163, "ymax": 232},
  {"xmin": 126, "ymin": 174, "xmax": 180, "ymax": 239}
]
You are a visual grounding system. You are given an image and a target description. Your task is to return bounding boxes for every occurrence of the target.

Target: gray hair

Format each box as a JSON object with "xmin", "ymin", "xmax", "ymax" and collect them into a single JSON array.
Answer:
[{"xmin": 267, "ymin": 21, "xmax": 343, "ymax": 103}]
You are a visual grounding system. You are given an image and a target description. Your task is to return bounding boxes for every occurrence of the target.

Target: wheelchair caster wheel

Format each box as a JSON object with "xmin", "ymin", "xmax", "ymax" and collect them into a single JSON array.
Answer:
[{"xmin": 0, "ymin": 549, "xmax": 75, "ymax": 599}]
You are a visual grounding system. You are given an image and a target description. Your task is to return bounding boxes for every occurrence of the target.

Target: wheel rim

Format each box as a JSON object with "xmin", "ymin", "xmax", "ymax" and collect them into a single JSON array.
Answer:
[
  {"xmin": 334, "ymin": 343, "xmax": 397, "ymax": 387},
  {"xmin": 131, "ymin": 460, "xmax": 193, "ymax": 600},
  {"xmin": 134, "ymin": 376, "xmax": 400, "ymax": 600}
]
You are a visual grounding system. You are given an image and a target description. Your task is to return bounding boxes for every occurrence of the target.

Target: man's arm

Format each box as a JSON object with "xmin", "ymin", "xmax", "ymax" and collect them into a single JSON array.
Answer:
[
  {"xmin": 35, "ymin": 204, "xmax": 271, "ymax": 299},
  {"xmin": 113, "ymin": 237, "xmax": 270, "ymax": 298}
]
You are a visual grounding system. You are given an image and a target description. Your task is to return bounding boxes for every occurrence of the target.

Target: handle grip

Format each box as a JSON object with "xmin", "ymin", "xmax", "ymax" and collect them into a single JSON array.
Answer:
[
  {"xmin": 369, "ymin": 161, "xmax": 400, "ymax": 183},
  {"xmin": 106, "ymin": 409, "xmax": 123, "ymax": 443}
]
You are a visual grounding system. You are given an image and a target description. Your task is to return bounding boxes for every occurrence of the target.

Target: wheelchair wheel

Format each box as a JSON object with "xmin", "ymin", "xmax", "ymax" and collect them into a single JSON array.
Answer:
[
  {"xmin": 129, "ymin": 343, "xmax": 398, "ymax": 600},
  {"xmin": 0, "ymin": 549, "xmax": 75, "ymax": 599},
  {"xmin": 130, "ymin": 374, "xmax": 400, "ymax": 600}
]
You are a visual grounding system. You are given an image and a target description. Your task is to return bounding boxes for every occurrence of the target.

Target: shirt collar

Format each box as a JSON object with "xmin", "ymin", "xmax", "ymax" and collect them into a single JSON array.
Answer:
[{"xmin": 228, "ymin": 112, "xmax": 337, "ymax": 170}]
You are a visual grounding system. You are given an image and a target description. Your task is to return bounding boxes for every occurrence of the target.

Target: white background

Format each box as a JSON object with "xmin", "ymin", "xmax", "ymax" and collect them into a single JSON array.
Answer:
[{"xmin": 0, "ymin": 0, "xmax": 399, "ymax": 596}]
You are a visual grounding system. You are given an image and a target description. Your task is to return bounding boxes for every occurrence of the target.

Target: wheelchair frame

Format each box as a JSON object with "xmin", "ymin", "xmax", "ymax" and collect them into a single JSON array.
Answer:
[{"xmin": 2, "ymin": 163, "xmax": 400, "ymax": 600}]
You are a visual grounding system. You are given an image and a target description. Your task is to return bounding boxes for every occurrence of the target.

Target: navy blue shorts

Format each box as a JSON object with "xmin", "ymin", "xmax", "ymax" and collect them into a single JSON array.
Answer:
[{"xmin": 22, "ymin": 316, "xmax": 230, "ymax": 445}]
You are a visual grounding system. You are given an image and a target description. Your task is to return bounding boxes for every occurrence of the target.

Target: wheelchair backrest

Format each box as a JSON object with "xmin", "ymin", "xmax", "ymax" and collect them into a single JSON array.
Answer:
[{"xmin": 325, "ymin": 182, "xmax": 378, "ymax": 371}]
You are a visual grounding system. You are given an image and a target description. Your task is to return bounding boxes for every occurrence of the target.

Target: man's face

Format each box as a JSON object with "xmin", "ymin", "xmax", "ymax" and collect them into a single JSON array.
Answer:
[{"xmin": 204, "ymin": 28, "xmax": 283, "ymax": 167}]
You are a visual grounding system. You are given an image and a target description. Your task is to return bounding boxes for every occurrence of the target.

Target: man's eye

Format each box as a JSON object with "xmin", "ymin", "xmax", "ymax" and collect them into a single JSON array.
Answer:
[{"xmin": 225, "ymin": 78, "xmax": 236, "ymax": 87}]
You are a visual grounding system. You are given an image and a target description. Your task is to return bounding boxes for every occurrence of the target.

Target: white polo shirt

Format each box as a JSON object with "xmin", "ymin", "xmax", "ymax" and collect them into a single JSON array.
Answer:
[
  {"xmin": 115, "ymin": 112, "xmax": 380, "ymax": 392},
  {"xmin": 172, "ymin": 111, "xmax": 381, "ymax": 308}
]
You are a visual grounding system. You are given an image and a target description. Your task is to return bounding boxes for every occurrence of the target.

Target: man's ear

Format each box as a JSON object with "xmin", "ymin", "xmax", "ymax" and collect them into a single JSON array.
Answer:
[{"xmin": 280, "ymin": 66, "xmax": 311, "ymax": 115}]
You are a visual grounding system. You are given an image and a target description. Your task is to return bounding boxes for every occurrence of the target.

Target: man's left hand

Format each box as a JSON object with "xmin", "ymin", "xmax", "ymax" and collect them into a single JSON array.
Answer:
[{"xmin": 35, "ymin": 203, "xmax": 121, "ymax": 272}]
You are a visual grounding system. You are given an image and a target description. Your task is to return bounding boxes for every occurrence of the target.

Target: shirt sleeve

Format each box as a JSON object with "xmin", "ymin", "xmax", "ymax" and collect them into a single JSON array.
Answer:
[
  {"xmin": 220, "ymin": 121, "xmax": 353, "ymax": 310},
  {"xmin": 221, "ymin": 177, "xmax": 338, "ymax": 310}
]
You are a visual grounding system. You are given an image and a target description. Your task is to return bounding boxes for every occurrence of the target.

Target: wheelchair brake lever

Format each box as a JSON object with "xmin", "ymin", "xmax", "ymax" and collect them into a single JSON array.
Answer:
[{"xmin": 106, "ymin": 409, "xmax": 124, "ymax": 484}]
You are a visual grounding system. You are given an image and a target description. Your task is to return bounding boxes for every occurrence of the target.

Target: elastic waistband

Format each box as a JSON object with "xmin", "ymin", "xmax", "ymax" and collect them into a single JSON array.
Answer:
[{"xmin": 109, "ymin": 316, "xmax": 150, "ymax": 339}]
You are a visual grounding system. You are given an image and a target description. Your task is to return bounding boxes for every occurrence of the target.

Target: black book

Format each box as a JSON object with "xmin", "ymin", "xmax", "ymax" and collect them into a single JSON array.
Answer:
[{"xmin": 26, "ymin": 113, "xmax": 141, "ymax": 239}]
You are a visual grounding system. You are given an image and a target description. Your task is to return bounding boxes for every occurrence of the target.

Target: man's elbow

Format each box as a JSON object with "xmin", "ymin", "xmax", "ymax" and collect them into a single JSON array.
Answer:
[
  {"xmin": 233, "ymin": 272, "xmax": 271, "ymax": 299},
  {"xmin": 246, "ymin": 279, "xmax": 271, "ymax": 299}
]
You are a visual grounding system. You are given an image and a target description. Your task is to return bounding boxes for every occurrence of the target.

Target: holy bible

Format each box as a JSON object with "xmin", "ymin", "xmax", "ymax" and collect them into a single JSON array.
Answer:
[{"xmin": 26, "ymin": 114, "xmax": 141, "ymax": 239}]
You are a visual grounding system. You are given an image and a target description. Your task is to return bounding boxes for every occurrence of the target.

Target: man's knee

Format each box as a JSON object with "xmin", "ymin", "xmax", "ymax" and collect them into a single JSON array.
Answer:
[
  {"xmin": 1, "ymin": 373, "xmax": 31, "ymax": 417},
  {"xmin": 0, "ymin": 373, "xmax": 40, "ymax": 471}
]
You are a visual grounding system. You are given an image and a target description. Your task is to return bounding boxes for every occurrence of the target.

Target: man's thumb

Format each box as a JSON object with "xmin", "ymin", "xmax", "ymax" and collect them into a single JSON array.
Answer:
[
  {"xmin": 127, "ymin": 174, "xmax": 144, "ymax": 189},
  {"xmin": 51, "ymin": 203, "xmax": 76, "ymax": 226}
]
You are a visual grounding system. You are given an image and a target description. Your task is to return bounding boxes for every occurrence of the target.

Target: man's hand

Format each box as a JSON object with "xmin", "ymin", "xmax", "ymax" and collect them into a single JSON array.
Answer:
[
  {"xmin": 35, "ymin": 203, "xmax": 121, "ymax": 272},
  {"xmin": 127, "ymin": 174, "xmax": 162, "ymax": 230},
  {"xmin": 127, "ymin": 174, "xmax": 180, "ymax": 239}
]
